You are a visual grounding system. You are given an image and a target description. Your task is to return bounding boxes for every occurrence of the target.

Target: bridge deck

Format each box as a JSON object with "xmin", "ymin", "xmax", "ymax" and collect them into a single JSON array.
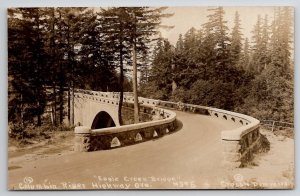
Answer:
[{"xmin": 8, "ymin": 111, "xmax": 241, "ymax": 189}]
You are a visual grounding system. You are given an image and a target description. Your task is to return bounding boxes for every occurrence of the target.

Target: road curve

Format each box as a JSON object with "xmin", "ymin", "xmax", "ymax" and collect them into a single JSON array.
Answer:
[{"xmin": 8, "ymin": 110, "xmax": 241, "ymax": 189}]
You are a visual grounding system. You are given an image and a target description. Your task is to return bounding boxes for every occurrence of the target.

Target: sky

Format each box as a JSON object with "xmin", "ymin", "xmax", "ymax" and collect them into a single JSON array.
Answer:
[{"xmin": 159, "ymin": 7, "xmax": 277, "ymax": 45}]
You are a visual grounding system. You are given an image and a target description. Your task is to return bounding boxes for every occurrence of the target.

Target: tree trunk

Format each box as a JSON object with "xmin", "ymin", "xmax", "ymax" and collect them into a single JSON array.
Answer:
[
  {"xmin": 67, "ymin": 83, "xmax": 71, "ymax": 126},
  {"xmin": 51, "ymin": 8, "xmax": 57, "ymax": 126},
  {"xmin": 36, "ymin": 10, "xmax": 42, "ymax": 127},
  {"xmin": 52, "ymin": 84, "xmax": 57, "ymax": 126},
  {"xmin": 37, "ymin": 113, "xmax": 41, "ymax": 126},
  {"xmin": 20, "ymin": 92, "xmax": 24, "ymax": 126},
  {"xmin": 171, "ymin": 64, "xmax": 177, "ymax": 94},
  {"xmin": 118, "ymin": 48, "xmax": 124, "ymax": 125},
  {"xmin": 59, "ymin": 81, "xmax": 64, "ymax": 124},
  {"xmin": 132, "ymin": 40, "xmax": 139, "ymax": 123},
  {"xmin": 37, "ymin": 99, "xmax": 41, "ymax": 126},
  {"xmin": 58, "ymin": 10, "xmax": 64, "ymax": 125},
  {"xmin": 71, "ymin": 81, "xmax": 74, "ymax": 126},
  {"xmin": 67, "ymin": 19, "xmax": 71, "ymax": 126}
]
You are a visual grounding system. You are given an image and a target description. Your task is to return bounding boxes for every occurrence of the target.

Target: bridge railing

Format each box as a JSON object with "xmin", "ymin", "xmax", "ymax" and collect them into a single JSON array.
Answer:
[
  {"xmin": 154, "ymin": 100, "xmax": 262, "ymax": 168},
  {"xmin": 74, "ymin": 90, "xmax": 264, "ymax": 168},
  {"xmin": 74, "ymin": 92, "xmax": 178, "ymax": 152},
  {"xmin": 260, "ymin": 120, "xmax": 294, "ymax": 131},
  {"xmin": 74, "ymin": 89, "xmax": 133, "ymax": 99}
]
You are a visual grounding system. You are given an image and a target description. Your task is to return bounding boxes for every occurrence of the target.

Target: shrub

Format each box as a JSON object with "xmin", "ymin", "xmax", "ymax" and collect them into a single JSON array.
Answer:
[{"xmin": 9, "ymin": 122, "xmax": 26, "ymax": 140}]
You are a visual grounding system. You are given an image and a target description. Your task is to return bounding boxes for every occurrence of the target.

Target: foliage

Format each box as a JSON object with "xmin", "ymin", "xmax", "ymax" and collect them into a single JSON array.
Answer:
[
  {"xmin": 8, "ymin": 7, "xmax": 170, "ymax": 130},
  {"xmin": 144, "ymin": 6, "xmax": 293, "ymax": 122},
  {"xmin": 140, "ymin": 38, "xmax": 174, "ymax": 100},
  {"xmin": 8, "ymin": 6, "xmax": 294, "ymax": 139}
]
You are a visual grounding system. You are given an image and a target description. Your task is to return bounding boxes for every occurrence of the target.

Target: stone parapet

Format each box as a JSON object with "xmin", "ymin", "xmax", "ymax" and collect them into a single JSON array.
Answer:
[
  {"xmin": 74, "ymin": 126, "xmax": 91, "ymax": 152},
  {"xmin": 156, "ymin": 100, "xmax": 265, "ymax": 168},
  {"xmin": 74, "ymin": 98, "xmax": 177, "ymax": 152},
  {"xmin": 74, "ymin": 90, "xmax": 266, "ymax": 168}
]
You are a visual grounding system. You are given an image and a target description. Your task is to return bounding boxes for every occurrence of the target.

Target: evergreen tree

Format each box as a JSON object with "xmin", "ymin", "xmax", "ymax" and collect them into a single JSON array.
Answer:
[
  {"xmin": 230, "ymin": 11, "xmax": 243, "ymax": 66},
  {"xmin": 239, "ymin": 7, "xmax": 294, "ymax": 122},
  {"xmin": 250, "ymin": 14, "xmax": 270, "ymax": 73},
  {"xmin": 99, "ymin": 7, "xmax": 133, "ymax": 125},
  {"xmin": 141, "ymin": 38, "xmax": 173, "ymax": 100},
  {"xmin": 124, "ymin": 7, "xmax": 173, "ymax": 123},
  {"xmin": 270, "ymin": 7, "xmax": 293, "ymax": 75},
  {"xmin": 8, "ymin": 8, "xmax": 48, "ymax": 126},
  {"xmin": 175, "ymin": 34, "xmax": 184, "ymax": 53},
  {"xmin": 239, "ymin": 38, "xmax": 251, "ymax": 70},
  {"xmin": 203, "ymin": 6, "xmax": 231, "ymax": 82}
]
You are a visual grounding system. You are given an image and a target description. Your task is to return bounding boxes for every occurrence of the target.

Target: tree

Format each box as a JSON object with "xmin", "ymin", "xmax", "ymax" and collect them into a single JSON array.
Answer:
[
  {"xmin": 230, "ymin": 11, "xmax": 243, "ymax": 66},
  {"xmin": 56, "ymin": 8, "xmax": 93, "ymax": 126},
  {"xmin": 78, "ymin": 9, "xmax": 117, "ymax": 92},
  {"xmin": 250, "ymin": 14, "xmax": 270, "ymax": 73},
  {"xmin": 202, "ymin": 6, "xmax": 231, "ymax": 82},
  {"xmin": 175, "ymin": 34, "xmax": 184, "ymax": 53},
  {"xmin": 238, "ymin": 7, "xmax": 294, "ymax": 122},
  {"xmin": 99, "ymin": 7, "xmax": 133, "ymax": 125},
  {"xmin": 172, "ymin": 28, "xmax": 202, "ymax": 90},
  {"xmin": 239, "ymin": 38, "xmax": 251, "ymax": 70},
  {"xmin": 141, "ymin": 38, "xmax": 174, "ymax": 100},
  {"xmin": 125, "ymin": 7, "xmax": 173, "ymax": 123},
  {"xmin": 8, "ymin": 8, "xmax": 48, "ymax": 126},
  {"xmin": 8, "ymin": 7, "xmax": 121, "ymax": 128},
  {"xmin": 239, "ymin": 67, "xmax": 293, "ymax": 122},
  {"xmin": 269, "ymin": 7, "xmax": 293, "ymax": 75}
]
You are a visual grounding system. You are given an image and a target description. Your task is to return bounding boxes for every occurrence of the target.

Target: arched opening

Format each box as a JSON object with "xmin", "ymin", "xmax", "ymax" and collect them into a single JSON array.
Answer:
[{"xmin": 91, "ymin": 111, "xmax": 116, "ymax": 129}]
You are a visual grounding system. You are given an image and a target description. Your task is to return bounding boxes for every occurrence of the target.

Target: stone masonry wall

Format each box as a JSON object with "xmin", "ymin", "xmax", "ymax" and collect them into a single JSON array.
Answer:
[
  {"xmin": 222, "ymin": 128, "xmax": 263, "ymax": 168},
  {"xmin": 75, "ymin": 120, "xmax": 177, "ymax": 152}
]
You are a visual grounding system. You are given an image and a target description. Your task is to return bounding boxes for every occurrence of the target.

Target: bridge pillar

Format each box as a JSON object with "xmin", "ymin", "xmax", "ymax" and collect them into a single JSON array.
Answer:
[
  {"xmin": 221, "ymin": 127, "xmax": 266, "ymax": 168},
  {"xmin": 74, "ymin": 126, "xmax": 91, "ymax": 152},
  {"xmin": 221, "ymin": 140, "xmax": 242, "ymax": 168}
]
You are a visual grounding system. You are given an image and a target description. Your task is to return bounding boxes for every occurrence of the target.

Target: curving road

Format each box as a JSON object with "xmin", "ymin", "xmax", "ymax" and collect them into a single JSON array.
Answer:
[{"xmin": 8, "ymin": 110, "xmax": 241, "ymax": 189}]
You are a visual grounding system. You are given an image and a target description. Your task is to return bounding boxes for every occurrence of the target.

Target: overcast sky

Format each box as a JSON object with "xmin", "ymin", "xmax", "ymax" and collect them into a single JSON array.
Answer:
[{"xmin": 159, "ymin": 7, "xmax": 277, "ymax": 45}]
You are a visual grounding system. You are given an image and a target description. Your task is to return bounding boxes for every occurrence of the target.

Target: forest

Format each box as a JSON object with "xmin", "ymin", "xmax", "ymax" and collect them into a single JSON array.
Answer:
[
  {"xmin": 140, "ymin": 7, "xmax": 294, "ymax": 123},
  {"xmin": 8, "ymin": 7, "xmax": 294, "ymax": 138},
  {"xmin": 8, "ymin": 7, "xmax": 170, "ymax": 131}
]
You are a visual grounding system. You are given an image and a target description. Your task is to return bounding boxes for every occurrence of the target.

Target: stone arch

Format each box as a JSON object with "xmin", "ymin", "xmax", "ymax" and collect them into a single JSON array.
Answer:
[{"xmin": 91, "ymin": 111, "xmax": 116, "ymax": 129}]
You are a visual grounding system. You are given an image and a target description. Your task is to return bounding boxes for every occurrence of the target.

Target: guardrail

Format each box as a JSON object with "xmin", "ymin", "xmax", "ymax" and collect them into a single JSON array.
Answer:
[
  {"xmin": 74, "ymin": 90, "xmax": 264, "ymax": 168},
  {"xmin": 74, "ymin": 92, "xmax": 177, "ymax": 152},
  {"xmin": 260, "ymin": 120, "xmax": 294, "ymax": 131},
  {"xmin": 154, "ymin": 100, "xmax": 262, "ymax": 168}
]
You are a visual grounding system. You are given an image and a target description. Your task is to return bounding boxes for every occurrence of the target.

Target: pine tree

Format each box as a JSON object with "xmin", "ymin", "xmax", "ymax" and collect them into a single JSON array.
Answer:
[
  {"xmin": 8, "ymin": 8, "xmax": 49, "ymax": 126},
  {"xmin": 124, "ymin": 7, "xmax": 173, "ymax": 123},
  {"xmin": 230, "ymin": 11, "xmax": 243, "ymax": 66},
  {"xmin": 239, "ymin": 38, "xmax": 250, "ymax": 70},
  {"xmin": 250, "ymin": 14, "xmax": 270, "ymax": 73},
  {"xmin": 175, "ymin": 34, "xmax": 184, "ymax": 54},
  {"xmin": 203, "ymin": 7, "xmax": 231, "ymax": 82},
  {"xmin": 270, "ymin": 7, "xmax": 293, "ymax": 75},
  {"xmin": 260, "ymin": 14, "xmax": 270, "ymax": 70},
  {"xmin": 142, "ymin": 38, "xmax": 173, "ymax": 100},
  {"xmin": 99, "ymin": 7, "xmax": 133, "ymax": 125},
  {"xmin": 240, "ymin": 7, "xmax": 294, "ymax": 122}
]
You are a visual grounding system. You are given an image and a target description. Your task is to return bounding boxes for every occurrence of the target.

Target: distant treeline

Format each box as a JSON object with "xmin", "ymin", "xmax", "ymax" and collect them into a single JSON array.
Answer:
[{"xmin": 140, "ymin": 7, "xmax": 294, "ymax": 122}]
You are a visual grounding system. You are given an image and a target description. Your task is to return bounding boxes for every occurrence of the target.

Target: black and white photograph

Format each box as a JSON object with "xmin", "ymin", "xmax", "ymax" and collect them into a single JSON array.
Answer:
[{"xmin": 7, "ymin": 6, "xmax": 294, "ymax": 190}]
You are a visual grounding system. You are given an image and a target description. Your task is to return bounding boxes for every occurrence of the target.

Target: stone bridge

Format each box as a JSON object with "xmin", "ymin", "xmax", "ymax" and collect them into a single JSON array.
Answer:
[
  {"xmin": 73, "ymin": 89, "xmax": 265, "ymax": 168},
  {"xmin": 9, "ymin": 89, "xmax": 269, "ymax": 189},
  {"xmin": 73, "ymin": 91, "xmax": 121, "ymax": 129}
]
